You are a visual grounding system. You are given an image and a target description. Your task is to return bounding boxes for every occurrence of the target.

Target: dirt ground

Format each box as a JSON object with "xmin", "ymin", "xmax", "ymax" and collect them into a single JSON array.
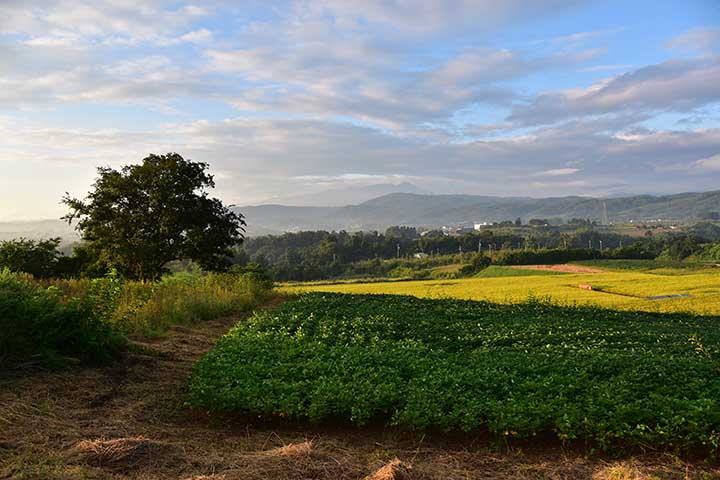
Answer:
[
  {"xmin": 510, "ymin": 264, "xmax": 606, "ymax": 274},
  {"xmin": 1, "ymin": 299, "xmax": 718, "ymax": 480}
]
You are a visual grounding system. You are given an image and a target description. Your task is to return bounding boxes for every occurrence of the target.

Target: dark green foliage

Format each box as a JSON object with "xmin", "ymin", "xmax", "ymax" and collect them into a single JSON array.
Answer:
[
  {"xmin": 528, "ymin": 218, "xmax": 549, "ymax": 226},
  {"xmin": 228, "ymin": 262, "xmax": 274, "ymax": 290},
  {"xmin": 385, "ymin": 226, "xmax": 418, "ymax": 239},
  {"xmin": 689, "ymin": 222, "xmax": 720, "ymax": 241},
  {"xmin": 0, "ymin": 269, "xmax": 125, "ymax": 367},
  {"xmin": 698, "ymin": 243, "xmax": 720, "ymax": 262},
  {"xmin": 238, "ymin": 228, "xmax": 657, "ymax": 281},
  {"xmin": 189, "ymin": 293, "xmax": 720, "ymax": 452},
  {"xmin": 0, "ymin": 238, "xmax": 61, "ymax": 278},
  {"xmin": 63, "ymin": 153, "xmax": 245, "ymax": 280},
  {"xmin": 572, "ymin": 259, "xmax": 709, "ymax": 271},
  {"xmin": 658, "ymin": 235, "xmax": 707, "ymax": 261},
  {"xmin": 699, "ymin": 211, "xmax": 720, "ymax": 221},
  {"xmin": 493, "ymin": 245, "xmax": 659, "ymax": 266},
  {"xmin": 494, "ymin": 248, "xmax": 603, "ymax": 265},
  {"xmin": 458, "ymin": 253, "xmax": 491, "ymax": 275}
]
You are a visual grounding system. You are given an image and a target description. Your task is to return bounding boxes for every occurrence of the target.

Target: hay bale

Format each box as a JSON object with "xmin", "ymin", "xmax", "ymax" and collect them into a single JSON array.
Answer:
[
  {"xmin": 578, "ymin": 283, "xmax": 593, "ymax": 291},
  {"xmin": 68, "ymin": 436, "xmax": 186, "ymax": 472},
  {"xmin": 365, "ymin": 458, "xmax": 413, "ymax": 480}
]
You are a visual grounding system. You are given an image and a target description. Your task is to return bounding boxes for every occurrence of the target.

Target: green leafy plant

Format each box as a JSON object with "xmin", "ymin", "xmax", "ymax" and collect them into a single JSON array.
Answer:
[{"xmin": 189, "ymin": 293, "xmax": 720, "ymax": 453}]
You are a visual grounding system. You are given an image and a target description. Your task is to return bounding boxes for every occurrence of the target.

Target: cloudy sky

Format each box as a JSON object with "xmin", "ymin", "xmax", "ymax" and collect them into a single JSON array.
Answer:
[{"xmin": 1, "ymin": 0, "xmax": 719, "ymax": 220}]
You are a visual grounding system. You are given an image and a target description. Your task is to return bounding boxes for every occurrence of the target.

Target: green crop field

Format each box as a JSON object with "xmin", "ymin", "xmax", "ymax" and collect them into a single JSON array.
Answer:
[
  {"xmin": 284, "ymin": 268, "xmax": 720, "ymax": 315},
  {"xmin": 188, "ymin": 293, "xmax": 720, "ymax": 452},
  {"xmin": 475, "ymin": 265, "xmax": 567, "ymax": 278}
]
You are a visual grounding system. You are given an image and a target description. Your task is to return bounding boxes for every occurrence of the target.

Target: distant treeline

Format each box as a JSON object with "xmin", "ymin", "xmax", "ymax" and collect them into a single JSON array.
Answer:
[
  {"xmin": 236, "ymin": 225, "xmax": 719, "ymax": 281},
  {"xmin": 2, "ymin": 223, "xmax": 720, "ymax": 282}
]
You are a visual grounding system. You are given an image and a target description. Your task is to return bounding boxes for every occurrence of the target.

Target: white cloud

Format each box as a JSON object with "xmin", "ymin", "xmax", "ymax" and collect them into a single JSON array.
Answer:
[
  {"xmin": 532, "ymin": 168, "xmax": 580, "ymax": 177},
  {"xmin": 1, "ymin": 1, "xmax": 719, "ymax": 219},
  {"xmin": 180, "ymin": 28, "xmax": 213, "ymax": 43},
  {"xmin": 509, "ymin": 57, "xmax": 720, "ymax": 126},
  {"xmin": 530, "ymin": 179, "xmax": 589, "ymax": 188},
  {"xmin": 579, "ymin": 64, "xmax": 634, "ymax": 72},
  {"xmin": 694, "ymin": 153, "xmax": 720, "ymax": 171},
  {"xmin": 3, "ymin": 118, "xmax": 720, "ymax": 219},
  {"xmin": 666, "ymin": 26, "xmax": 720, "ymax": 52},
  {"xmin": 308, "ymin": 0, "xmax": 589, "ymax": 35}
]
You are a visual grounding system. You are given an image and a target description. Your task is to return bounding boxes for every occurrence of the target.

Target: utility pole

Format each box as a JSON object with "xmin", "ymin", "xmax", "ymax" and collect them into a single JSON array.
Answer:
[
  {"xmin": 397, "ymin": 243, "xmax": 400, "ymax": 259},
  {"xmin": 599, "ymin": 240, "xmax": 603, "ymax": 253},
  {"xmin": 588, "ymin": 239, "xmax": 592, "ymax": 249},
  {"xmin": 478, "ymin": 240, "xmax": 482, "ymax": 253}
]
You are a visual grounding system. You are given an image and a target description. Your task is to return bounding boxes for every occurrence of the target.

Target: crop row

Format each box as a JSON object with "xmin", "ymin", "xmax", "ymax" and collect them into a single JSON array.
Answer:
[{"xmin": 188, "ymin": 293, "xmax": 720, "ymax": 452}]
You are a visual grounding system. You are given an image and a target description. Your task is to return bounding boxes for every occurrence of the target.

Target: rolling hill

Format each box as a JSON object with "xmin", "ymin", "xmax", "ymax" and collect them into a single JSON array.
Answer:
[
  {"xmin": 238, "ymin": 190, "xmax": 720, "ymax": 234},
  {"xmin": 3, "ymin": 190, "xmax": 718, "ymax": 241}
]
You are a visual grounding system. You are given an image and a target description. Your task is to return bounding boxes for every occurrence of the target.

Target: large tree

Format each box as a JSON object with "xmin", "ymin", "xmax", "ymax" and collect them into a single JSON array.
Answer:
[{"xmin": 63, "ymin": 153, "xmax": 245, "ymax": 280}]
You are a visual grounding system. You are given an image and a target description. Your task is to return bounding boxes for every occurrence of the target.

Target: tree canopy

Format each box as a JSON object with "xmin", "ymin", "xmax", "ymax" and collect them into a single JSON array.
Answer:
[
  {"xmin": 0, "ymin": 237, "xmax": 61, "ymax": 278},
  {"xmin": 63, "ymin": 153, "xmax": 245, "ymax": 280}
]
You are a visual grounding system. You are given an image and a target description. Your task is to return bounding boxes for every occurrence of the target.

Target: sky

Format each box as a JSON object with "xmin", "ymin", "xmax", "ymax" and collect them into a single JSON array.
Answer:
[{"xmin": 1, "ymin": 0, "xmax": 719, "ymax": 220}]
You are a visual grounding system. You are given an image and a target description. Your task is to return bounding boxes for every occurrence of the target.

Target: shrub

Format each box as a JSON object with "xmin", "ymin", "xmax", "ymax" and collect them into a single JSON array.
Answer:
[
  {"xmin": 494, "ymin": 248, "xmax": 603, "ymax": 265},
  {"xmin": 0, "ymin": 269, "xmax": 276, "ymax": 367},
  {"xmin": 458, "ymin": 253, "xmax": 490, "ymax": 276},
  {"xmin": 0, "ymin": 268, "xmax": 125, "ymax": 367},
  {"xmin": 0, "ymin": 238, "xmax": 61, "ymax": 278}
]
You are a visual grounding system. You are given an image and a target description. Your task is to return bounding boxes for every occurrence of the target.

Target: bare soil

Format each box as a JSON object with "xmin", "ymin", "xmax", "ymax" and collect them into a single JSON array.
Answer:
[
  {"xmin": 1, "ymin": 298, "xmax": 718, "ymax": 480},
  {"xmin": 510, "ymin": 264, "xmax": 606, "ymax": 274}
]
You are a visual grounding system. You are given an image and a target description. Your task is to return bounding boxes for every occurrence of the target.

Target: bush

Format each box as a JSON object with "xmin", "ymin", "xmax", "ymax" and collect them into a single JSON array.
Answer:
[
  {"xmin": 0, "ymin": 268, "xmax": 125, "ymax": 367},
  {"xmin": 458, "ymin": 253, "xmax": 490, "ymax": 276},
  {"xmin": 0, "ymin": 238, "xmax": 61, "ymax": 278},
  {"xmin": 0, "ymin": 269, "xmax": 276, "ymax": 367},
  {"xmin": 494, "ymin": 248, "xmax": 602, "ymax": 265}
]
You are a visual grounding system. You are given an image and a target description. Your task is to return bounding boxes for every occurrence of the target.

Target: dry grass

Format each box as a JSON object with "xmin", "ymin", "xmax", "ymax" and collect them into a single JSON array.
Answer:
[
  {"xmin": 67, "ymin": 437, "xmax": 186, "ymax": 472},
  {"xmin": 364, "ymin": 459, "xmax": 413, "ymax": 480},
  {"xmin": 1, "ymin": 297, "xmax": 718, "ymax": 480}
]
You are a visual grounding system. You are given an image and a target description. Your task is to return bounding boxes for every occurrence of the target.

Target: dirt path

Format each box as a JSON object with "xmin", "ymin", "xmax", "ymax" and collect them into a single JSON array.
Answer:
[
  {"xmin": 510, "ymin": 264, "xmax": 606, "ymax": 274},
  {"xmin": 1, "ymin": 299, "xmax": 718, "ymax": 480}
]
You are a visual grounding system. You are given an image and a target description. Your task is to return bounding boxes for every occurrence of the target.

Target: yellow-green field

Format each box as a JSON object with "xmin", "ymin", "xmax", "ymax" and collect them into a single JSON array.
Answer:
[{"xmin": 284, "ymin": 267, "xmax": 720, "ymax": 315}]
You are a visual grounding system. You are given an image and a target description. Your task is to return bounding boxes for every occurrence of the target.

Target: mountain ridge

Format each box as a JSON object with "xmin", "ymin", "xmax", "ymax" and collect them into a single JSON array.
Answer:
[
  {"xmin": 2, "ymin": 190, "xmax": 718, "ymax": 240},
  {"xmin": 238, "ymin": 190, "xmax": 720, "ymax": 235}
]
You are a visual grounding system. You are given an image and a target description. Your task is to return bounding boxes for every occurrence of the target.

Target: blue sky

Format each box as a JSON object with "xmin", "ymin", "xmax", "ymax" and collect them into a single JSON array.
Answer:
[{"xmin": 1, "ymin": 0, "xmax": 719, "ymax": 220}]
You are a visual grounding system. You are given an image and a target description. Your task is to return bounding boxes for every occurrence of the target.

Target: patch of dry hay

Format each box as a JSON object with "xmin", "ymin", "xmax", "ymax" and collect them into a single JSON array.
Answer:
[
  {"xmin": 181, "ymin": 475, "xmax": 226, "ymax": 480},
  {"xmin": 365, "ymin": 458, "xmax": 414, "ymax": 480},
  {"xmin": 68, "ymin": 436, "xmax": 186, "ymax": 472},
  {"xmin": 262, "ymin": 440, "xmax": 314, "ymax": 457}
]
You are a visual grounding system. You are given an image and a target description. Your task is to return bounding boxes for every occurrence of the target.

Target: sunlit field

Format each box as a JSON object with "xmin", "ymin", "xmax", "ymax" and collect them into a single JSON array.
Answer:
[{"xmin": 284, "ymin": 268, "xmax": 720, "ymax": 315}]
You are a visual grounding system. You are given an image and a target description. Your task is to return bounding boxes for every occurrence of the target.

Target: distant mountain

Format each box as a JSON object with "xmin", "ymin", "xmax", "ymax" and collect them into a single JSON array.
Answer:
[
  {"xmin": 258, "ymin": 182, "xmax": 428, "ymax": 207},
  {"xmin": 238, "ymin": 190, "xmax": 720, "ymax": 235},
  {"xmin": 0, "ymin": 219, "xmax": 79, "ymax": 244},
  {"xmin": 4, "ymin": 190, "xmax": 718, "ymax": 241}
]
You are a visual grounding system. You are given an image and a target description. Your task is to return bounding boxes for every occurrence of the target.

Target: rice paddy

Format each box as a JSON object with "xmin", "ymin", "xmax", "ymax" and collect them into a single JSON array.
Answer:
[{"xmin": 284, "ymin": 266, "xmax": 720, "ymax": 315}]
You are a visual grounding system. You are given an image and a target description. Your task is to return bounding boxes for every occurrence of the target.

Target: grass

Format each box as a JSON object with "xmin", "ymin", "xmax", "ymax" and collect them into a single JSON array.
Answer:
[
  {"xmin": 0, "ymin": 269, "xmax": 275, "ymax": 368},
  {"xmin": 284, "ymin": 269, "xmax": 720, "ymax": 315},
  {"xmin": 475, "ymin": 265, "xmax": 566, "ymax": 278},
  {"xmin": 572, "ymin": 259, "xmax": 714, "ymax": 274},
  {"xmin": 117, "ymin": 272, "xmax": 275, "ymax": 334},
  {"xmin": 188, "ymin": 292, "xmax": 720, "ymax": 452}
]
